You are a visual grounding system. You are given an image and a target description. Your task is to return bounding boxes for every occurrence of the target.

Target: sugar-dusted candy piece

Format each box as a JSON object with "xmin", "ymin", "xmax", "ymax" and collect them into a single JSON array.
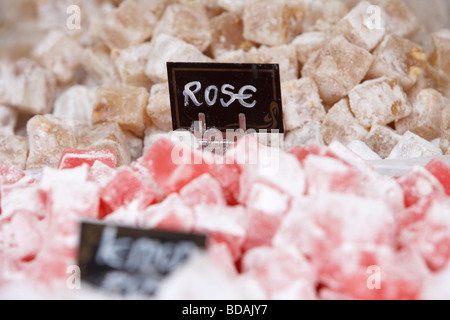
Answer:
[
  {"xmin": 282, "ymin": 78, "xmax": 326, "ymax": 132},
  {"xmin": 26, "ymin": 115, "xmax": 76, "ymax": 170},
  {"xmin": 362, "ymin": 125, "xmax": 402, "ymax": 159},
  {"xmin": 0, "ymin": 59, "xmax": 55, "ymax": 115},
  {"xmin": 146, "ymin": 82, "xmax": 171, "ymax": 131},
  {"xmin": 387, "ymin": 131, "xmax": 443, "ymax": 160},
  {"xmin": 135, "ymin": 193, "xmax": 194, "ymax": 232},
  {"xmin": 414, "ymin": 199, "xmax": 450, "ymax": 271},
  {"xmin": 100, "ymin": 0, "xmax": 157, "ymax": 50},
  {"xmin": 209, "ymin": 11, "xmax": 252, "ymax": 58},
  {"xmin": 321, "ymin": 99, "xmax": 368, "ymax": 145},
  {"xmin": 302, "ymin": 36, "xmax": 373, "ymax": 105},
  {"xmin": 179, "ymin": 173, "xmax": 226, "ymax": 207},
  {"xmin": 194, "ymin": 204, "xmax": 247, "ymax": 261},
  {"xmin": 137, "ymin": 137, "xmax": 209, "ymax": 194},
  {"xmin": 332, "ymin": 1, "xmax": 386, "ymax": 52},
  {"xmin": 242, "ymin": 0, "xmax": 287, "ymax": 46},
  {"xmin": 81, "ymin": 44, "xmax": 120, "ymax": 86},
  {"xmin": 145, "ymin": 34, "xmax": 211, "ymax": 83},
  {"xmin": 366, "ymin": 35, "xmax": 428, "ymax": 91},
  {"xmin": 243, "ymin": 183, "xmax": 290, "ymax": 251},
  {"xmin": 101, "ymin": 166, "xmax": 157, "ymax": 213},
  {"xmin": 284, "ymin": 122, "xmax": 325, "ymax": 150},
  {"xmin": 0, "ymin": 136, "xmax": 28, "ymax": 170},
  {"xmin": 207, "ymin": 161, "xmax": 241, "ymax": 206},
  {"xmin": 235, "ymin": 136, "xmax": 306, "ymax": 202},
  {"xmin": 153, "ymin": 4, "xmax": 211, "ymax": 52},
  {"xmin": 1, "ymin": 184, "xmax": 46, "ymax": 222},
  {"xmin": 349, "ymin": 77, "xmax": 411, "ymax": 128},
  {"xmin": 426, "ymin": 159, "xmax": 450, "ymax": 196},
  {"xmin": 346, "ymin": 140, "xmax": 382, "ymax": 161},
  {"xmin": 111, "ymin": 42, "xmax": 153, "ymax": 88},
  {"xmin": 298, "ymin": 0, "xmax": 347, "ymax": 32},
  {"xmin": 125, "ymin": 131, "xmax": 143, "ymax": 162},
  {"xmin": 92, "ymin": 86, "xmax": 150, "ymax": 137},
  {"xmin": 430, "ymin": 29, "xmax": 450, "ymax": 75},
  {"xmin": 441, "ymin": 106, "xmax": 450, "ymax": 154},
  {"xmin": 52, "ymin": 85, "xmax": 96, "ymax": 124},
  {"xmin": 76, "ymin": 122, "xmax": 131, "ymax": 167},
  {"xmin": 40, "ymin": 165, "xmax": 100, "ymax": 223},
  {"xmin": 273, "ymin": 193, "xmax": 396, "ymax": 264},
  {"xmin": 246, "ymin": 44, "xmax": 298, "ymax": 82},
  {"xmin": 215, "ymin": 49, "xmax": 248, "ymax": 64},
  {"xmin": 217, "ymin": 0, "xmax": 246, "ymax": 13},
  {"xmin": 32, "ymin": 30, "xmax": 83, "ymax": 83},
  {"xmin": 0, "ymin": 105, "xmax": 17, "ymax": 136},
  {"xmin": 396, "ymin": 89, "xmax": 446, "ymax": 140},
  {"xmin": 143, "ymin": 126, "xmax": 169, "ymax": 155},
  {"xmin": 241, "ymin": 247, "xmax": 316, "ymax": 300},
  {"xmin": 58, "ymin": 148, "xmax": 117, "ymax": 170},
  {"xmin": 396, "ymin": 166, "xmax": 445, "ymax": 219},
  {"xmin": 292, "ymin": 32, "xmax": 327, "ymax": 66},
  {"xmin": 371, "ymin": 0, "xmax": 419, "ymax": 38},
  {"xmin": 303, "ymin": 154, "xmax": 363, "ymax": 196}
]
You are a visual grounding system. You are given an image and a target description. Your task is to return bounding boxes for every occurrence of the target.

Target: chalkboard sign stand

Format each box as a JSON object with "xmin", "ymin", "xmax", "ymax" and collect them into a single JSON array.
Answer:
[
  {"xmin": 195, "ymin": 112, "xmax": 248, "ymax": 154},
  {"xmin": 167, "ymin": 62, "xmax": 284, "ymax": 155}
]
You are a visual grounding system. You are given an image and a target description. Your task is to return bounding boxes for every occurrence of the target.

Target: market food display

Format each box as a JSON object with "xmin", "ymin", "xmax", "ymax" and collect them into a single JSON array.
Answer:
[{"xmin": 0, "ymin": 0, "xmax": 450, "ymax": 300}]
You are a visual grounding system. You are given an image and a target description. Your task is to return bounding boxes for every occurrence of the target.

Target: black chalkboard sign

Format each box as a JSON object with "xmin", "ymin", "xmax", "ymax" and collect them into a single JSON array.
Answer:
[
  {"xmin": 167, "ymin": 62, "xmax": 284, "ymax": 133},
  {"xmin": 78, "ymin": 221, "xmax": 206, "ymax": 296}
]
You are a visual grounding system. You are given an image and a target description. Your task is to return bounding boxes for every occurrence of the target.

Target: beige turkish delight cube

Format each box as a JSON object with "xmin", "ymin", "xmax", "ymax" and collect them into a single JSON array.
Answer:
[
  {"xmin": 387, "ymin": 131, "xmax": 442, "ymax": 160},
  {"xmin": 209, "ymin": 11, "xmax": 253, "ymax": 58},
  {"xmin": 152, "ymin": 4, "xmax": 211, "ymax": 52},
  {"xmin": 362, "ymin": 124, "xmax": 402, "ymax": 159},
  {"xmin": 215, "ymin": 49, "xmax": 248, "ymax": 64},
  {"xmin": 0, "ymin": 135, "xmax": 28, "ymax": 170},
  {"xmin": 32, "ymin": 30, "xmax": 83, "ymax": 84},
  {"xmin": 348, "ymin": 77, "xmax": 411, "ymax": 128},
  {"xmin": 366, "ymin": 35, "xmax": 428, "ymax": 91},
  {"xmin": 346, "ymin": 140, "xmax": 382, "ymax": 161},
  {"xmin": 146, "ymin": 83, "xmax": 171, "ymax": 131},
  {"xmin": 440, "ymin": 107, "xmax": 450, "ymax": 154},
  {"xmin": 0, "ymin": 59, "xmax": 55, "ymax": 115},
  {"xmin": 52, "ymin": 85, "xmax": 96, "ymax": 125},
  {"xmin": 92, "ymin": 86, "xmax": 150, "ymax": 137},
  {"xmin": 242, "ymin": 0, "xmax": 287, "ymax": 46},
  {"xmin": 396, "ymin": 89, "xmax": 447, "ymax": 141},
  {"xmin": 100, "ymin": 0, "xmax": 157, "ymax": 50},
  {"xmin": 0, "ymin": 105, "xmax": 18, "ymax": 136},
  {"xmin": 111, "ymin": 42, "xmax": 153, "ymax": 88},
  {"xmin": 292, "ymin": 32, "xmax": 327, "ymax": 66},
  {"xmin": 301, "ymin": 0, "xmax": 347, "ymax": 32},
  {"xmin": 332, "ymin": 1, "xmax": 386, "ymax": 52},
  {"xmin": 76, "ymin": 122, "xmax": 131, "ymax": 167},
  {"xmin": 321, "ymin": 98, "xmax": 368, "ymax": 145},
  {"xmin": 284, "ymin": 122, "xmax": 325, "ymax": 150},
  {"xmin": 145, "ymin": 34, "xmax": 212, "ymax": 83},
  {"xmin": 281, "ymin": 77, "xmax": 326, "ymax": 132},
  {"xmin": 370, "ymin": 0, "xmax": 419, "ymax": 38},
  {"xmin": 302, "ymin": 36, "xmax": 373, "ymax": 105},
  {"xmin": 81, "ymin": 44, "xmax": 120, "ymax": 86},
  {"xmin": 217, "ymin": 0, "xmax": 246, "ymax": 14},
  {"xmin": 26, "ymin": 115, "xmax": 77, "ymax": 170},
  {"xmin": 246, "ymin": 44, "xmax": 298, "ymax": 82},
  {"xmin": 430, "ymin": 29, "xmax": 450, "ymax": 75}
]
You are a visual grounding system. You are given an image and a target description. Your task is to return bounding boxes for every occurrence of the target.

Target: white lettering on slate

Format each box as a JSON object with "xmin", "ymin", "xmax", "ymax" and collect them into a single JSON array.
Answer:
[
  {"xmin": 95, "ymin": 226, "xmax": 197, "ymax": 274},
  {"xmin": 183, "ymin": 81, "xmax": 257, "ymax": 108}
]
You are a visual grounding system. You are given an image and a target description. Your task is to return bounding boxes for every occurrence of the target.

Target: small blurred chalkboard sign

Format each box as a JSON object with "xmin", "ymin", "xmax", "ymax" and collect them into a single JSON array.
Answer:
[
  {"xmin": 167, "ymin": 62, "xmax": 284, "ymax": 133},
  {"xmin": 78, "ymin": 221, "xmax": 206, "ymax": 296}
]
